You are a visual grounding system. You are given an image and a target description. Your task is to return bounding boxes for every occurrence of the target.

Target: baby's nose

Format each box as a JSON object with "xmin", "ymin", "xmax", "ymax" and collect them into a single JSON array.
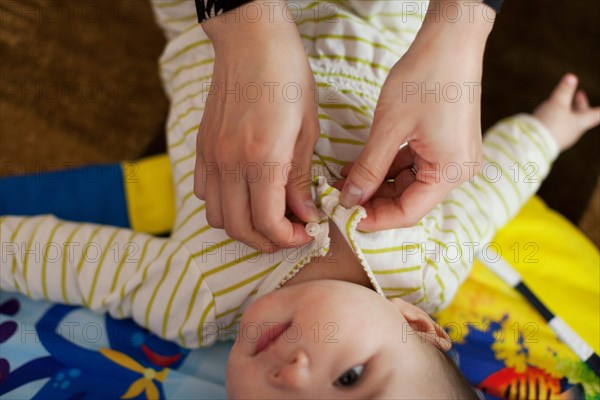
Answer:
[{"xmin": 270, "ymin": 349, "xmax": 310, "ymax": 389}]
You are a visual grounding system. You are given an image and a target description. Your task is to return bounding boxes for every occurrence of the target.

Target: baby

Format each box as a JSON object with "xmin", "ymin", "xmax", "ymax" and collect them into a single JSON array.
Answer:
[
  {"xmin": 223, "ymin": 74, "xmax": 599, "ymax": 399},
  {"xmin": 1, "ymin": 0, "xmax": 599, "ymax": 398}
]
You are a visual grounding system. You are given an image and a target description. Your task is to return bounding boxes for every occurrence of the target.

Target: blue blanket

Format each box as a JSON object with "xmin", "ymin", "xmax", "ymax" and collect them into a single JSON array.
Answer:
[{"xmin": 0, "ymin": 292, "xmax": 229, "ymax": 399}]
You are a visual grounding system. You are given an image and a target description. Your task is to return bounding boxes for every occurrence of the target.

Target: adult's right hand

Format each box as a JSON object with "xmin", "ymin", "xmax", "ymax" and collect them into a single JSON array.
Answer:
[
  {"xmin": 338, "ymin": 0, "xmax": 493, "ymax": 231},
  {"xmin": 195, "ymin": 0, "xmax": 320, "ymax": 253}
]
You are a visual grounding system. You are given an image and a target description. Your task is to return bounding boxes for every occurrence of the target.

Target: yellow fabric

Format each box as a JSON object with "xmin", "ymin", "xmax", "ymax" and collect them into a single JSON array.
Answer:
[
  {"xmin": 437, "ymin": 196, "xmax": 599, "ymax": 385},
  {"xmin": 122, "ymin": 155, "xmax": 175, "ymax": 235},
  {"xmin": 494, "ymin": 196, "xmax": 599, "ymax": 353}
]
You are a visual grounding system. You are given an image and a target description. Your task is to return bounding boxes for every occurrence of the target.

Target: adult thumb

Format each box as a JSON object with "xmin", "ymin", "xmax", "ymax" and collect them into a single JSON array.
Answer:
[{"xmin": 340, "ymin": 126, "xmax": 408, "ymax": 208}]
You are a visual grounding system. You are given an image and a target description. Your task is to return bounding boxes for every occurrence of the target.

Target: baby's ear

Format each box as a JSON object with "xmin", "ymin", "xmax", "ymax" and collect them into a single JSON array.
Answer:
[{"xmin": 390, "ymin": 298, "xmax": 451, "ymax": 352}]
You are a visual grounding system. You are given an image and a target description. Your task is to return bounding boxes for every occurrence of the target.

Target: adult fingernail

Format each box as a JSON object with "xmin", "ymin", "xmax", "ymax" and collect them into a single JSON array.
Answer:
[
  {"xmin": 340, "ymin": 182, "xmax": 362, "ymax": 207},
  {"xmin": 305, "ymin": 200, "xmax": 320, "ymax": 222},
  {"xmin": 565, "ymin": 74, "xmax": 576, "ymax": 85}
]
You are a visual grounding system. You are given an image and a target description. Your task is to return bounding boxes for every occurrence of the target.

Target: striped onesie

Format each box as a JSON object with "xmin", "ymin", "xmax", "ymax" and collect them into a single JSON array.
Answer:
[{"xmin": 0, "ymin": 1, "xmax": 559, "ymax": 348}]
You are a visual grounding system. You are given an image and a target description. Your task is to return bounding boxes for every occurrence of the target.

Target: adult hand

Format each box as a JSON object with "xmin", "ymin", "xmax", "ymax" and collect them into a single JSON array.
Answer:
[
  {"xmin": 196, "ymin": 1, "xmax": 320, "ymax": 253},
  {"xmin": 339, "ymin": 0, "xmax": 495, "ymax": 231}
]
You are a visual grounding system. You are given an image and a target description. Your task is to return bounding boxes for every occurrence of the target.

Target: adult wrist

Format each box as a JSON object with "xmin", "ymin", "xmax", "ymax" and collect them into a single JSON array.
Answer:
[
  {"xmin": 417, "ymin": 0, "xmax": 495, "ymax": 49},
  {"xmin": 202, "ymin": 0, "xmax": 297, "ymax": 52}
]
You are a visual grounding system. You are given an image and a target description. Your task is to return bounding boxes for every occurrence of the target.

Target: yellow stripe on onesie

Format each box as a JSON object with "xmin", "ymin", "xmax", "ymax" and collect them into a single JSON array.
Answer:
[{"xmin": 1, "ymin": 1, "xmax": 561, "ymax": 348}]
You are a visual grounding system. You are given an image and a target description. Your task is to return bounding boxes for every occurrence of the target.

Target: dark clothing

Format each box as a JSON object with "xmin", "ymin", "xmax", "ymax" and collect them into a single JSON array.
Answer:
[
  {"xmin": 194, "ymin": 0, "xmax": 253, "ymax": 22},
  {"xmin": 194, "ymin": 0, "xmax": 504, "ymax": 23}
]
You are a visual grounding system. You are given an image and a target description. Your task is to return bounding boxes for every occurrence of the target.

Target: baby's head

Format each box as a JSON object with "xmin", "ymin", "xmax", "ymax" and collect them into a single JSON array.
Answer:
[{"xmin": 226, "ymin": 280, "xmax": 477, "ymax": 399}]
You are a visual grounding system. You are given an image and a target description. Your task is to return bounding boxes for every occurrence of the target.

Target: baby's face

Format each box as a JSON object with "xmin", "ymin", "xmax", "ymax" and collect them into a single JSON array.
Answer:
[{"xmin": 226, "ymin": 280, "xmax": 452, "ymax": 399}]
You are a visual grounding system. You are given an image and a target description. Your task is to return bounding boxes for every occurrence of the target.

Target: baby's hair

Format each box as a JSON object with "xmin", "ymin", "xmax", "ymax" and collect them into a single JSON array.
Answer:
[{"xmin": 436, "ymin": 349, "xmax": 480, "ymax": 400}]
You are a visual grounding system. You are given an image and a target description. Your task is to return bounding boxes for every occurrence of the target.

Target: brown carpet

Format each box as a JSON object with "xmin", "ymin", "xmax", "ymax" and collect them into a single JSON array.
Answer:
[
  {"xmin": 0, "ymin": 0, "xmax": 168, "ymax": 167},
  {"xmin": 1, "ymin": 0, "xmax": 598, "ymax": 246}
]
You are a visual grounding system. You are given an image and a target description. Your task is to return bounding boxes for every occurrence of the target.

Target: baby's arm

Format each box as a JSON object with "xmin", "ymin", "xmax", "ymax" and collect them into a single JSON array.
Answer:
[
  {"xmin": 0, "ymin": 215, "xmax": 215, "ymax": 347},
  {"xmin": 450, "ymin": 73, "xmax": 598, "ymax": 236},
  {"xmin": 421, "ymin": 74, "xmax": 600, "ymax": 312}
]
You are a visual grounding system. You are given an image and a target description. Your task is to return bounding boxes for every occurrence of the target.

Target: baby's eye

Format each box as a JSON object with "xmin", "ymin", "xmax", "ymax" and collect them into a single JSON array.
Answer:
[{"xmin": 334, "ymin": 365, "xmax": 365, "ymax": 387}]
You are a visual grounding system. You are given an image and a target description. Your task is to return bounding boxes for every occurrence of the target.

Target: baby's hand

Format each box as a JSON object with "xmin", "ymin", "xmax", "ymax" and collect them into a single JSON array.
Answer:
[{"xmin": 533, "ymin": 73, "xmax": 600, "ymax": 151}]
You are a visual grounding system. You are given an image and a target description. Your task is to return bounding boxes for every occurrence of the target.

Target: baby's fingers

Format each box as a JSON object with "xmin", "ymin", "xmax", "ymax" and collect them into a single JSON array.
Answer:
[
  {"xmin": 550, "ymin": 73, "xmax": 578, "ymax": 107},
  {"xmin": 577, "ymin": 105, "xmax": 600, "ymax": 132},
  {"xmin": 574, "ymin": 90, "xmax": 600, "ymax": 131},
  {"xmin": 574, "ymin": 90, "xmax": 590, "ymax": 111}
]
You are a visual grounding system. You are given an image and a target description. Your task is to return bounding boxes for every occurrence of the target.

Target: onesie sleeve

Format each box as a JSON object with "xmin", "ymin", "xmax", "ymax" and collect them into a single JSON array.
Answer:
[
  {"xmin": 428, "ymin": 114, "xmax": 559, "ymax": 251},
  {"xmin": 418, "ymin": 113, "xmax": 560, "ymax": 313},
  {"xmin": 194, "ymin": 0, "xmax": 254, "ymax": 22},
  {"xmin": 0, "ymin": 215, "xmax": 217, "ymax": 347}
]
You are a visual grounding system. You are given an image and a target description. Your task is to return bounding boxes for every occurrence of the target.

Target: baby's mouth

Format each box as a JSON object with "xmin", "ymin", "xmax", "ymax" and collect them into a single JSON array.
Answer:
[{"xmin": 254, "ymin": 322, "xmax": 292, "ymax": 355}]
